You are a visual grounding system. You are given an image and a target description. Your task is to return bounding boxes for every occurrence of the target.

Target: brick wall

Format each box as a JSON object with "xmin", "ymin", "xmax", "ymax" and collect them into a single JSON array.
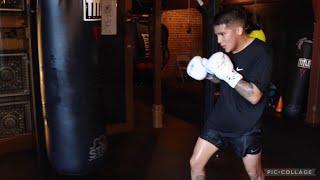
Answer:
[{"xmin": 161, "ymin": 8, "xmax": 203, "ymax": 79}]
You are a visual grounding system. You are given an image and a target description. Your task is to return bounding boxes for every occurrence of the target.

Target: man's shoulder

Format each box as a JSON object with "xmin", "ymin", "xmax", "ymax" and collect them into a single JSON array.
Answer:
[
  {"xmin": 251, "ymin": 39, "xmax": 273, "ymax": 55},
  {"xmin": 246, "ymin": 40, "xmax": 273, "ymax": 66}
]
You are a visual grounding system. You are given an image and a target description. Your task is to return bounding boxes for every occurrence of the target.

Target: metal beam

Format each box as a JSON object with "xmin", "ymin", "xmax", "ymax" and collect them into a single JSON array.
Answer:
[{"xmin": 152, "ymin": 0, "xmax": 163, "ymax": 128}]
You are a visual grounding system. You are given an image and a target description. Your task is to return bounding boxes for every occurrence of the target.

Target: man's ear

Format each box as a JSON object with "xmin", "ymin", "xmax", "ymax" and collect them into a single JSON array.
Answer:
[{"xmin": 236, "ymin": 26, "xmax": 244, "ymax": 35}]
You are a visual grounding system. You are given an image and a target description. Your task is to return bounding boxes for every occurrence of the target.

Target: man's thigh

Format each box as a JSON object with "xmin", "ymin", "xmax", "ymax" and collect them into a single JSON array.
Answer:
[
  {"xmin": 191, "ymin": 137, "xmax": 219, "ymax": 166},
  {"xmin": 228, "ymin": 127, "xmax": 262, "ymax": 157}
]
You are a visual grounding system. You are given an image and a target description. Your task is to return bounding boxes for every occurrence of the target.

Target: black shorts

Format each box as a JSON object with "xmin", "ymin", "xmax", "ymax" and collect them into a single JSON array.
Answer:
[{"xmin": 199, "ymin": 126, "xmax": 262, "ymax": 157}]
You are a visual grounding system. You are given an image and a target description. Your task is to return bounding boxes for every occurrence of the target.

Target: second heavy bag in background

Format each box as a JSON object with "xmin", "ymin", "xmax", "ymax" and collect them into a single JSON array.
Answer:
[
  {"xmin": 37, "ymin": 0, "xmax": 107, "ymax": 175},
  {"xmin": 283, "ymin": 38, "xmax": 312, "ymax": 119}
]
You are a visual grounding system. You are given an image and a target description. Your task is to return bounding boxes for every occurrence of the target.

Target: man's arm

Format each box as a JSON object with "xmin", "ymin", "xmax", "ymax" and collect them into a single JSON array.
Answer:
[
  {"xmin": 206, "ymin": 74, "xmax": 220, "ymax": 83},
  {"xmin": 235, "ymin": 80, "xmax": 262, "ymax": 104},
  {"xmin": 205, "ymin": 52, "xmax": 263, "ymax": 104},
  {"xmin": 209, "ymin": 76, "xmax": 221, "ymax": 84}
]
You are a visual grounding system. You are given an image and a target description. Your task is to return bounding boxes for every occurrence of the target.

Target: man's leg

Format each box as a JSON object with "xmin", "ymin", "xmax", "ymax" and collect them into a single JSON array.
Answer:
[
  {"xmin": 242, "ymin": 152, "xmax": 265, "ymax": 180},
  {"xmin": 190, "ymin": 137, "xmax": 219, "ymax": 180}
]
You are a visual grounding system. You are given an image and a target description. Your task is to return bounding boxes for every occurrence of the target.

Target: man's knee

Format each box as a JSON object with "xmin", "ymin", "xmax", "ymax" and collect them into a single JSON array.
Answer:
[
  {"xmin": 189, "ymin": 156, "xmax": 204, "ymax": 172},
  {"xmin": 246, "ymin": 169, "xmax": 264, "ymax": 180},
  {"xmin": 247, "ymin": 170, "xmax": 259, "ymax": 180}
]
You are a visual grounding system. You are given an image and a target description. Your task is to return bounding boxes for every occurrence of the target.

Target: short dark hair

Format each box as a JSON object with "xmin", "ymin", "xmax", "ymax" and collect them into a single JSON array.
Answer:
[{"xmin": 213, "ymin": 5, "xmax": 252, "ymax": 30}]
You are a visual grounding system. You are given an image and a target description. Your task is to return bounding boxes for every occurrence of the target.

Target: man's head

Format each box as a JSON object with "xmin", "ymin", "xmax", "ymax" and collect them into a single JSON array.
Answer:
[{"xmin": 213, "ymin": 5, "xmax": 252, "ymax": 53}]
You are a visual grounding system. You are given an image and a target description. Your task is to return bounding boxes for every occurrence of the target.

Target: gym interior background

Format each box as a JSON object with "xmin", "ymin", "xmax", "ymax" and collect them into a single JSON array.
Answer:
[{"xmin": 0, "ymin": 0, "xmax": 319, "ymax": 179}]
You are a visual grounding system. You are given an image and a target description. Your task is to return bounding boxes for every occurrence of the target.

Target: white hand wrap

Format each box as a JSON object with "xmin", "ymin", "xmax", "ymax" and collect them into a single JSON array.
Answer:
[{"xmin": 205, "ymin": 52, "xmax": 243, "ymax": 88}]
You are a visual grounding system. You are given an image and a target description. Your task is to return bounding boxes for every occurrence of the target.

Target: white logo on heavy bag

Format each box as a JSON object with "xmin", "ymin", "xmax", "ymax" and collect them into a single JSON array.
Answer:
[
  {"xmin": 297, "ymin": 58, "xmax": 311, "ymax": 69},
  {"xmin": 88, "ymin": 134, "xmax": 107, "ymax": 161},
  {"xmin": 141, "ymin": 33, "xmax": 151, "ymax": 58},
  {"xmin": 83, "ymin": 0, "xmax": 101, "ymax": 21}
]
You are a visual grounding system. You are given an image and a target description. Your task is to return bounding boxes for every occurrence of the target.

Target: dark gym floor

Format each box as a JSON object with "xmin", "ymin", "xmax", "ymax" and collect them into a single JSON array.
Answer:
[{"xmin": 0, "ymin": 79, "xmax": 319, "ymax": 180}]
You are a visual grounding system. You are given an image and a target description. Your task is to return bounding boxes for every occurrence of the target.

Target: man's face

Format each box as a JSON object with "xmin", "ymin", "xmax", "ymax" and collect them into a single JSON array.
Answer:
[{"xmin": 214, "ymin": 23, "xmax": 240, "ymax": 53}]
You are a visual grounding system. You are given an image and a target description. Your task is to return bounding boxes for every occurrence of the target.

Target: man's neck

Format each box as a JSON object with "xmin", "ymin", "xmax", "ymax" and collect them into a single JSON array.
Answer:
[{"xmin": 232, "ymin": 36, "xmax": 254, "ymax": 54}]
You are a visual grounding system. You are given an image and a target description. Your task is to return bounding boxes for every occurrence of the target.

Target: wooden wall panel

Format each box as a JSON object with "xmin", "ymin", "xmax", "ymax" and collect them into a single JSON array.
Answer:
[
  {"xmin": 0, "ymin": 0, "xmax": 35, "ymax": 154},
  {"xmin": 0, "ymin": 54, "xmax": 30, "ymax": 97},
  {"xmin": 305, "ymin": 0, "xmax": 320, "ymax": 125},
  {"xmin": 0, "ymin": 16, "xmax": 25, "ymax": 27}
]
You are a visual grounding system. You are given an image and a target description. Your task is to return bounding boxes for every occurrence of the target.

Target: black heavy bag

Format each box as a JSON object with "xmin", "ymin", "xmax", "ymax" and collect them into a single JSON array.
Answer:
[
  {"xmin": 37, "ymin": 0, "xmax": 107, "ymax": 175},
  {"xmin": 283, "ymin": 38, "xmax": 312, "ymax": 119}
]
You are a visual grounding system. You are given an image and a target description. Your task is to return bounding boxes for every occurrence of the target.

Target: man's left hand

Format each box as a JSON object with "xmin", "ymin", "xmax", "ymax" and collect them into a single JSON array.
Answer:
[{"xmin": 205, "ymin": 52, "xmax": 243, "ymax": 88}]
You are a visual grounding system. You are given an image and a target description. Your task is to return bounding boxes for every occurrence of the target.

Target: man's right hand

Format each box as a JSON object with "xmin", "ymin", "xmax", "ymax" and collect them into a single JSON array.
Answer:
[{"xmin": 187, "ymin": 56, "xmax": 210, "ymax": 80}]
